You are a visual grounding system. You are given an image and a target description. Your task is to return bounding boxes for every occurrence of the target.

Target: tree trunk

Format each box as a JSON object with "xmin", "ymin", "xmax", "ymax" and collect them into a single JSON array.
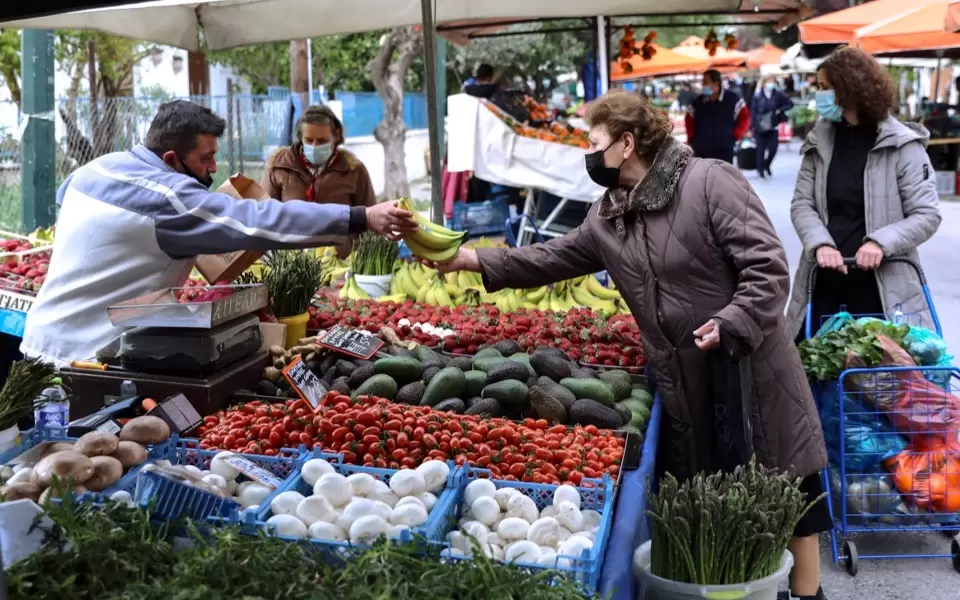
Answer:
[
  {"xmin": 290, "ymin": 39, "xmax": 309, "ymax": 106},
  {"xmin": 370, "ymin": 27, "xmax": 422, "ymax": 200}
]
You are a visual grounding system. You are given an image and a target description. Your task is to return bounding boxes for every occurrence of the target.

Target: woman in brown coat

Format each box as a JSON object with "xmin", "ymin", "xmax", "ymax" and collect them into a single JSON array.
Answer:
[
  {"xmin": 261, "ymin": 105, "xmax": 377, "ymax": 257},
  {"xmin": 430, "ymin": 90, "xmax": 829, "ymax": 599}
]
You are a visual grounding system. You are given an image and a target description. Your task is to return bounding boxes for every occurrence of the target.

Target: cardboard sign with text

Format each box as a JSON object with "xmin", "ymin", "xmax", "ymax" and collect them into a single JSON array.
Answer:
[{"xmin": 194, "ymin": 175, "xmax": 269, "ymax": 284}]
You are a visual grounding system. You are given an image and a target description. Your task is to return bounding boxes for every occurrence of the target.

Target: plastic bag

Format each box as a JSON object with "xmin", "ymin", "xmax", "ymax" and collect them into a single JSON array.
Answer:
[
  {"xmin": 905, "ymin": 326, "xmax": 952, "ymax": 367},
  {"xmin": 885, "ymin": 440, "xmax": 960, "ymax": 513},
  {"xmin": 828, "ymin": 469, "xmax": 906, "ymax": 521},
  {"xmin": 814, "ymin": 312, "xmax": 853, "ymax": 338},
  {"xmin": 819, "ymin": 384, "xmax": 907, "ymax": 471}
]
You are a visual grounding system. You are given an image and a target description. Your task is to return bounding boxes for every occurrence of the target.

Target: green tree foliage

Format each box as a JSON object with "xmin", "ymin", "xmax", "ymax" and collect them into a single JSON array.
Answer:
[
  {"xmin": 208, "ymin": 43, "xmax": 291, "ymax": 94},
  {"xmin": 0, "ymin": 29, "xmax": 20, "ymax": 105}
]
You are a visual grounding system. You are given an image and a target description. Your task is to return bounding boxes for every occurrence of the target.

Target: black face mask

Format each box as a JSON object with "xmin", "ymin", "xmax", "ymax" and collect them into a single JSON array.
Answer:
[
  {"xmin": 178, "ymin": 154, "xmax": 213, "ymax": 189},
  {"xmin": 585, "ymin": 141, "xmax": 625, "ymax": 188}
]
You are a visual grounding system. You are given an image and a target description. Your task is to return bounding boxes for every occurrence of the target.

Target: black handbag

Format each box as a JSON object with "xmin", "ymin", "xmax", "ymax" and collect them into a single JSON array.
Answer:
[{"xmin": 709, "ymin": 341, "xmax": 755, "ymax": 473}]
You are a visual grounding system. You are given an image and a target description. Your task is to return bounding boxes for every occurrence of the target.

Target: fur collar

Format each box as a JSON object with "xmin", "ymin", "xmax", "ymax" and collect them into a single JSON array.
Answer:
[{"xmin": 597, "ymin": 137, "xmax": 692, "ymax": 220}]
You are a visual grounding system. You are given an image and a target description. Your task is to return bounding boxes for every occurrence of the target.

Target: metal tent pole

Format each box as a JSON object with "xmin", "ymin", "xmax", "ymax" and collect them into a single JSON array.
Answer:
[
  {"xmin": 597, "ymin": 16, "xmax": 609, "ymax": 95},
  {"xmin": 421, "ymin": 0, "xmax": 444, "ymax": 224}
]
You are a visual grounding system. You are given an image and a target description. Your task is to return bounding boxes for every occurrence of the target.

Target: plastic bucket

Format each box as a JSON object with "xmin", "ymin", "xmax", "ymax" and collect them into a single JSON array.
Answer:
[
  {"xmin": 277, "ymin": 312, "xmax": 309, "ymax": 348},
  {"xmin": 354, "ymin": 274, "xmax": 392, "ymax": 298},
  {"xmin": 0, "ymin": 425, "xmax": 18, "ymax": 455},
  {"xmin": 633, "ymin": 541, "xmax": 793, "ymax": 600}
]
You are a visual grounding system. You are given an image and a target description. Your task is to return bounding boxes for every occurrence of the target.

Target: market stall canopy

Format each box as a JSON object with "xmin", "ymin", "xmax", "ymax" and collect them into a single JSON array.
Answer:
[
  {"xmin": 855, "ymin": 1, "xmax": 960, "ymax": 59},
  {"xmin": 746, "ymin": 43, "xmax": 786, "ymax": 68},
  {"xmin": 609, "ymin": 44, "xmax": 710, "ymax": 82},
  {"xmin": 2, "ymin": 0, "xmax": 812, "ymax": 51},
  {"xmin": 948, "ymin": 0, "xmax": 960, "ymax": 32},
  {"xmin": 673, "ymin": 36, "xmax": 749, "ymax": 69},
  {"xmin": 798, "ymin": 0, "xmax": 939, "ymax": 44}
]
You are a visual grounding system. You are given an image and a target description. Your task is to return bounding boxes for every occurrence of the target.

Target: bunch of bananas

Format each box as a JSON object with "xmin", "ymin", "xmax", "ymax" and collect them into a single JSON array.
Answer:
[
  {"xmin": 392, "ymin": 261, "xmax": 437, "ymax": 298},
  {"xmin": 521, "ymin": 275, "xmax": 628, "ymax": 315},
  {"xmin": 397, "ymin": 198, "xmax": 468, "ymax": 263},
  {"xmin": 416, "ymin": 274, "xmax": 455, "ymax": 307},
  {"xmin": 318, "ymin": 246, "xmax": 349, "ymax": 287},
  {"xmin": 480, "ymin": 288, "xmax": 526, "ymax": 313},
  {"xmin": 339, "ymin": 274, "xmax": 370, "ymax": 300}
]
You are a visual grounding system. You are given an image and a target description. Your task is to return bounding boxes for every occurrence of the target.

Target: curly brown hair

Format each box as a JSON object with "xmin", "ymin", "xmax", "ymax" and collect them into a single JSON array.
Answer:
[
  {"xmin": 584, "ymin": 90, "xmax": 673, "ymax": 162},
  {"xmin": 818, "ymin": 47, "xmax": 896, "ymax": 123}
]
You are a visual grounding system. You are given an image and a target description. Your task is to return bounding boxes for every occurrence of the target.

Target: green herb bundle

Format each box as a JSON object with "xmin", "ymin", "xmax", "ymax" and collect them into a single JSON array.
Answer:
[
  {"xmin": 351, "ymin": 232, "xmax": 400, "ymax": 276},
  {"xmin": 797, "ymin": 319, "xmax": 909, "ymax": 381},
  {"xmin": 9, "ymin": 499, "xmax": 596, "ymax": 600},
  {"xmin": 261, "ymin": 250, "xmax": 324, "ymax": 318},
  {"xmin": 647, "ymin": 457, "xmax": 824, "ymax": 585},
  {"xmin": 0, "ymin": 358, "xmax": 59, "ymax": 431}
]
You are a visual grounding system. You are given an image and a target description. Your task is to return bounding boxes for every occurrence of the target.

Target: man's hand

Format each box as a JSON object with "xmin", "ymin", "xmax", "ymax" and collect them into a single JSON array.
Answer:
[
  {"xmin": 694, "ymin": 319, "xmax": 721, "ymax": 351},
  {"xmin": 855, "ymin": 241, "xmax": 883, "ymax": 270},
  {"xmin": 815, "ymin": 246, "xmax": 847, "ymax": 274},
  {"xmin": 366, "ymin": 201, "xmax": 418, "ymax": 241},
  {"xmin": 421, "ymin": 248, "xmax": 481, "ymax": 274}
]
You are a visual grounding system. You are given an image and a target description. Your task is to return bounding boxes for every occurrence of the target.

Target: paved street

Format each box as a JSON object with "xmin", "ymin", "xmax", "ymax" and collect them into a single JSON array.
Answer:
[{"xmin": 747, "ymin": 145, "xmax": 960, "ymax": 600}]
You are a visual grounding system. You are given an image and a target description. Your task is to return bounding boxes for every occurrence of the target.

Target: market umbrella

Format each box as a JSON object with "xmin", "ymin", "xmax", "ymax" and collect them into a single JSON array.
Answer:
[
  {"xmin": 746, "ymin": 43, "xmax": 786, "ymax": 68},
  {"xmin": 947, "ymin": 0, "xmax": 960, "ymax": 32},
  {"xmin": 855, "ymin": 1, "xmax": 960, "ymax": 59},
  {"xmin": 798, "ymin": 0, "xmax": 938, "ymax": 45},
  {"xmin": 673, "ymin": 43, "xmax": 748, "ymax": 70},
  {"xmin": 610, "ymin": 44, "xmax": 710, "ymax": 82}
]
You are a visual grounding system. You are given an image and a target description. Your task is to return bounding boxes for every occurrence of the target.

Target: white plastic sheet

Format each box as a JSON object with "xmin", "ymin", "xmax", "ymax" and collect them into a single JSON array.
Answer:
[{"xmin": 446, "ymin": 94, "xmax": 604, "ymax": 202}]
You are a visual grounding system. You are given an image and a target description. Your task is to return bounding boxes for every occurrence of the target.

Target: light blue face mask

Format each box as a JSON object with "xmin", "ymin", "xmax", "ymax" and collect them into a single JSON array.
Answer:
[
  {"xmin": 701, "ymin": 85, "xmax": 715, "ymax": 97},
  {"xmin": 303, "ymin": 142, "xmax": 334, "ymax": 166},
  {"xmin": 815, "ymin": 90, "xmax": 843, "ymax": 123}
]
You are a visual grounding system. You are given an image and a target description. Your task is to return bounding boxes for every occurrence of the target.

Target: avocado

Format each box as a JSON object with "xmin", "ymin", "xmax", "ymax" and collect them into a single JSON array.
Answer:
[
  {"xmin": 507, "ymin": 353, "xmax": 537, "ymax": 377},
  {"xmin": 374, "ymin": 356, "xmax": 422, "ymax": 383},
  {"xmin": 568, "ymin": 399, "xmax": 622, "ymax": 430},
  {"xmin": 613, "ymin": 402, "xmax": 633, "ymax": 426},
  {"xmin": 434, "ymin": 398, "xmax": 466, "ymax": 414},
  {"xmin": 481, "ymin": 379, "xmax": 529, "ymax": 408},
  {"xmin": 529, "ymin": 386, "xmax": 568, "ymax": 424},
  {"xmin": 321, "ymin": 366, "xmax": 339, "ymax": 386},
  {"xmin": 464, "ymin": 370, "xmax": 488, "ymax": 397},
  {"xmin": 534, "ymin": 346, "xmax": 572, "ymax": 363},
  {"xmin": 630, "ymin": 388, "xmax": 654, "ymax": 409},
  {"xmin": 335, "ymin": 359, "xmax": 358, "ymax": 378},
  {"xmin": 346, "ymin": 363, "xmax": 376, "ymax": 389},
  {"xmin": 571, "ymin": 367, "xmax": 598, "ymax": 379},
  {"xmin": 352, "ymin": 374, "xmax": 397, "ymax": 400},
  {"xmin": 531, "ymin": 350, "xmax": 573, "ymax": 382},
  {"xmin": 485, "ymin": 361, "xmax": 531, "ymax": 385},
  {"xmin": 422, "ymin": 365, "xmax": 442, "ymax": 384},
  {"xmin": 618, "ymin": 424, "xmax": 645, "ymax": 442},
  {"xmin": 319, "ymin": 353, "xmax": 339, "ymax": 374},
  {"xmin": 491, "ymin": 340, "xmax": 521, "ymax": 356},
  {"xmin": 473, "ymin": 347, "xmax": 503, "ymax": 360},
  {"xmin": 331, "ymin": 377, "xmax": 352, "ymax": 396},
  {"xmin": 396, "ymin": 381, "xmax": 426, "ymax": 405},
  {"xmin": 560, "ymin": 378, "xmax": 616, "ymax": 407},
  {"xmin": 414, "ymin": 345, "xmax": 443, "ymax": 364},
  {"xmin": 537, "ymin": 377, "xmax": 577, "ymax": 411},
  {"xmin": 465, "ymin": 397, "xmax": 503, "ymax": 417},
  {"xmin": 630, "ymin": 407, "xmax": 649, "ymax": 429},
  {"xmin": 598, "ymin": 369, "xmax": 633, "ymax": 401},
  {"xmin": 473, "ymin": 356, "xmax": 510, "ymax": 373},
  {"xmin": 304, "ymin": 360, "xmax": 321, "ymax": 375},
  {"xmin": 520, "ymin": 404, "xmax": 539, "ymax": 419},
  {"xmin": 256, "ymin": 380, "xmax": 283, "ymax": 397},
  {"xmin": 619, "ymin": 399, "xmax": 649, "ymax": 415},
  {"xmin": 387, "ymin": 346, "xmax": 416, "ymax": 358},
  {"xmin": 448, "ymin": 356, "xmax": 474, "ymax": 371},
  {"xmin": 527, "ymin": 376, "xmax": 540, "ymax": 388},
  {"xmin": 464, "ymin": 396, "xmax": 484, "ymax": 409},
  {"xmin": 421, "ymin": 367, "xmax": 467, "ymax": 406}
]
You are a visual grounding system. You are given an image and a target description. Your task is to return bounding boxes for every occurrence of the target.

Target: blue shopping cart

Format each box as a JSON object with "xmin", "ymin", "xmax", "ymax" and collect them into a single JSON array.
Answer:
[{"xmin": 804, "ymin": 257, "xmax": 960, "ymax": 575}]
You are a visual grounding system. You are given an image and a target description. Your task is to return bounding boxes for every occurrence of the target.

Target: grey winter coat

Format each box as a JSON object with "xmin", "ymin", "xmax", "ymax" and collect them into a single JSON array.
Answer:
[{"xmin": 786, "ymin": 117, "xmax": 942, "ymax": 335}]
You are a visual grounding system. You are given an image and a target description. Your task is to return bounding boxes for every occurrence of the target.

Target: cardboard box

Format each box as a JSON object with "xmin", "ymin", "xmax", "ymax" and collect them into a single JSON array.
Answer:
[
  {"xmin": 194, "ymin": 175, "xmax": 270, "ymax": 284},
  {"xmin": 259, "ymin": 322, "xmax": 287, "ymax": 352}
]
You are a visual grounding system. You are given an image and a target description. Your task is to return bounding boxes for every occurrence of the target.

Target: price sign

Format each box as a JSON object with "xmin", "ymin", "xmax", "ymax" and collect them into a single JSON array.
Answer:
[
  {"xmin": 319, "ymin": 325, "xmax": 384, "ymax": 359},
  {"xmin": 222, "ymin": 455, "xmax": 284, "ymax": 489},
  {"xmin": 282, "ymin": 355, "xmax": 327, "ymax": 411}
]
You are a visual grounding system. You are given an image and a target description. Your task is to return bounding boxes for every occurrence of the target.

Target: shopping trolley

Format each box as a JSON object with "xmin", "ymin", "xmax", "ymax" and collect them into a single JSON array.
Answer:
[{"xmin": 804, "ymin": 257, "xmax": 960, "ymax": 575}]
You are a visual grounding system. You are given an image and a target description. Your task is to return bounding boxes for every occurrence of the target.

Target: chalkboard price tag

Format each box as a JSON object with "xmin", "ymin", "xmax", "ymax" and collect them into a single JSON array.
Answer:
[
  {"xmin": 282, "ymin": 355, "xmax": 327, "ymax": 412},
  {"xmin": 222, "ymin": 455, "xmax": 284, "ymax": 489},
  {"xmin": 319, "ymin": 325, "xmax": 384, "ymax": 360}
]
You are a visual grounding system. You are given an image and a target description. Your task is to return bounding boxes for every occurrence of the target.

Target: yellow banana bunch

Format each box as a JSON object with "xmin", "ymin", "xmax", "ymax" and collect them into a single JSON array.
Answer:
[
  {"xmin": 377, "ymin": 293, "xmax": 407, "ymax": 303},
  {"xmin": 547, "ymin": 282, "xmax": 575, "ymax": 312},
  {"xmin": 415, "ymin": 275, "xmax": 454, "ymax": 307},
  {"xmin": 524, "ymin": 286, "xmax": 548, "ymax": 303},
  {"xmin": 397, "ymin": 198, "xmax": 468, "ymax": 263},
  {"xmin": 406, "ymin": 261, "xmax": 428, "ymax": 289},
  {"xmin": 456, "ymin": 288, "xmax": 483, "ymax": 306},
  {"xmin": 585, "ymin": 275, "xmax": 622, "ymax": 300},
  {"xmin": 339, "ymin": 274, "xmax": 370, "ymax": 300},
  {"xmin": 571, "ymin": 280, "xmax": 602, "ymax": 307}
]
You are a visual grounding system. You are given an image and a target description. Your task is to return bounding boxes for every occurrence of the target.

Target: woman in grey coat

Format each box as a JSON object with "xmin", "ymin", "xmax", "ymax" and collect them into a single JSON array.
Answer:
[{"xmin": 787, "ymin": 47, "xmax": 942, "ymax": 341}]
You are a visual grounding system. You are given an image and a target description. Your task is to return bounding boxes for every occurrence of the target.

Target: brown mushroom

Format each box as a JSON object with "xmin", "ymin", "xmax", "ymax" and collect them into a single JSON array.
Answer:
[
  {"xmin": 32, "ymin": 451, "xmax": 95, "ymax": 487},
  {"xmin": 111, "ymin": 441, "xmax": 148, "ymax": 469},
  {"xmin": 74, "ymin": 431, "xmax": 120, "ymax": 457},
  {"xmin": 84, "ymin": 456, "xmax": 124, "ymax": 491},
  {"xmin": 119, "ymin": 416, "xmax": 171, "ymax": 445}
]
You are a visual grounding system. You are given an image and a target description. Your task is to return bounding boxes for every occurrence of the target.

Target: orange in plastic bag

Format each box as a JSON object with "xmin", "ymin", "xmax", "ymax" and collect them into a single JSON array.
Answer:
[{"xmin": 886, "ymin": 439, "xmax": 960, "ymax": 512}]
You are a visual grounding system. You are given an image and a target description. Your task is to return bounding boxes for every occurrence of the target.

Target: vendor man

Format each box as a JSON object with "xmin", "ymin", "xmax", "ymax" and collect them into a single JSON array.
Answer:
[{"xmin": 21, "ymin": 100, "xmax": 416, "ymax": 367}]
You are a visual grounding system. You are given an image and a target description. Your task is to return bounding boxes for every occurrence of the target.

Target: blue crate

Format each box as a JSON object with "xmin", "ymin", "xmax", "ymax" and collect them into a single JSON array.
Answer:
[
  {"xmin": 247, "ymin": 451, "xmax": 461, "ymax": 563},
  {"xmin": 446, "ymin": 465, "xmax": 616, "ymax": 594},
  {"xmin": 449, "ymin": 198, "xmax": 510, "ymax": 237}
]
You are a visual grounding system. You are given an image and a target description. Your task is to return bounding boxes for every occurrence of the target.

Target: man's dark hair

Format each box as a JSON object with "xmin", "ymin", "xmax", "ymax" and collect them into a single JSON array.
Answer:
[
  {"xmin": 144, "ymin": 100, "xmax": 226, "ymax": 158},
  {"xmin": 476, "ymin": 64, "xmax": 494, "ymax": 80},
  {"xmin": 704, "ymin": 69, "xmax": 722, "ymax": 85}
]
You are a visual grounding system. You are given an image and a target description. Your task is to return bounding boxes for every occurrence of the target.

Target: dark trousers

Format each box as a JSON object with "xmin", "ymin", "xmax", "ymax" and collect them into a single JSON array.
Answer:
[{"xmin": 755, "ymin": 130, "xmax": 779, "ymax": 173}]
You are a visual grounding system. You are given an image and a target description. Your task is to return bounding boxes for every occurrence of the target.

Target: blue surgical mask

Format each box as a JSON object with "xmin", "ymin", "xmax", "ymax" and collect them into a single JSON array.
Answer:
[
  {"xmin": 701, "ymin": 85, "xmax": 714, "ymax": 96},
  {"xmin": 303, "ymin": 142, "xmax": 334, "ymax": 166},
  {"xmin": 764, "ymin": 82, "xmax": 776, "ymax": 93},
  {"xmin": 815, "ymin": 90, "xmax": 843, "ymax": 122}
]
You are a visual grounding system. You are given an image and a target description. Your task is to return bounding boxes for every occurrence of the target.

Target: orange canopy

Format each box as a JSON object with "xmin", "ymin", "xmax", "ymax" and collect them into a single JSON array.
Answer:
[
  {"xmin": 947, "ymin": 0, "xmax": 960, "ymax": 32},
  {"xmin": 610, "ymin": 44, "xmax": 710, "ymax": 82},
  {"xmin": 798, "ymin": 0, "xmax": 930, "ymax": 45},
  {"xmin": 746, "ymin": 44, "xmax": 786, "ymax": 68},
  {"xmin": 673, "ymin": 38, "xmax": 748, "ymax": 69},
  {"xmin": 856, "ymin": 1, "xmax": 960, "ymax": 56}
]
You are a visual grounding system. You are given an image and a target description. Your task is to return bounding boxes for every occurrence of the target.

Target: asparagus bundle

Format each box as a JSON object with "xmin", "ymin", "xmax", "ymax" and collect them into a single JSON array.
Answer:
[
  {"xmin": 351, "ymin": 233, "xmax": 400, "ymax": 276},
  {"xmin": 0, "ymin": 358, "xmax": 60, "ymax": 431},
  {"xmin": 647, "ymin": 457, "xmax": 825, "ymax": 585}
]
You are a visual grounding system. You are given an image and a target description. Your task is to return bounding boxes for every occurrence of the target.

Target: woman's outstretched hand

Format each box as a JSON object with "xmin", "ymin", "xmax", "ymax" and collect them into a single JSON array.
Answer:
[{"xmin": 421, "ymin": 247, "xmax": 481, "ymax": 274}]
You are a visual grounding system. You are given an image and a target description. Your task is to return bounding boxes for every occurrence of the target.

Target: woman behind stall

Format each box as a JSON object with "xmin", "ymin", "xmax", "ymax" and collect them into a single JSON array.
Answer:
[
  {"xmin": 261, "ymin": 105, "xmax": 377, "ymax": 258},
  {"xmin": 425, "ymin": 90, "xmax": 829, "ymax": 600},
  {"xmin": 786, "ymin": 47, "xmax": 941, "ymax": 338}
]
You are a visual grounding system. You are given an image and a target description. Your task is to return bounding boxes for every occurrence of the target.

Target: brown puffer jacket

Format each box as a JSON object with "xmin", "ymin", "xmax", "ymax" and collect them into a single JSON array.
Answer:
[
  {"xmin": 476, "ymin": 138, "xmax": 827, "ymax": 481},
  {"xmin": 261, "ymin": 145, "xmax": 377, "ymax": 257}
]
